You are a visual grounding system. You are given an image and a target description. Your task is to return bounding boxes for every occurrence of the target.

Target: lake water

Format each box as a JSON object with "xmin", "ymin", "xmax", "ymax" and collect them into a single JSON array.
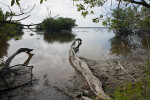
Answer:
[
  {"xmin": 0, "ymin": 27, "xmax": 115, "ymax": 83},
  {"xmin": 0, "ymin": 27, "xmax": 150, "ymax": 99}
]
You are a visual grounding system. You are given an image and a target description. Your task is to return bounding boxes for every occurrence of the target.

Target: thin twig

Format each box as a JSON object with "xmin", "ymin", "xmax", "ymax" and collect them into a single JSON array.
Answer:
[
  {"xmin": 0, "ymin": 20, "xmax": 41, "ymax": 26},
  {"xmin": 117, "ymin": 61, "xmax": 137, "ymax": 82},
  {"xmin": 15, "ymin": 4, "xmax": 36, "ymax": 16},
  {"xmin": 146, "ymin": 34, "xmax": 150, "ymax": 51},
  {"xmin": 11, "ymin": 15, "xmax": 30, "ymax": 22},
  {"xmin": 0, "ymin": 2, "xmax": 13, "ymax": 13},
  {"xmin": 117, "ymin": 0, "xmax": 121, "ymax": 27}
]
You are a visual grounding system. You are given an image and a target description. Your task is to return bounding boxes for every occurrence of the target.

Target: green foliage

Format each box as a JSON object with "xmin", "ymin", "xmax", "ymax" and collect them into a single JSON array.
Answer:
[
  {"xmin": 16, "ymin": 0, "xmax": 20, "ymax": 5},
  {"xmin": 0, "ymin": 8, "xmax": 23, "ymax": 40},
  {"xmin": 11, "ymin": 0, "xmax": 20, "ymax": 6},
  {"xmin": 112, "ymin": 58, "xmax": 150, "ymax": 100},
  {"xmin": 75, "ymin": 0, "xmax": 150, "ymax": 32},
  {"xmin": 140, "ymin": 7, "xmax": 150, "ymax": 32},
  {"xmin": 40, "ymin": 0, "xmax": 47, "ymax": 4},
  {"xmin": 76, "ymin": 0, "xmax": 105, "ymax": 22},
  {"xmin": 0, "ymin": 39, "xmax": 9, "ymax": 58},
  {"xmin": 11, "ymin": 0, "xmax": 47, "ymax": 5},
  {"xmin": 92, "ymin": 18, "xmax": 99, "ymax": 23},
  {"xmin": 36, "ymin": 17, "xmax": 76, "ymax": 32},
  {"xmin": 11, "ymin": 0, "xmax": 15, "ymax": 6},
  {"xmin": 102, "ymin": 6, "xmax": 150, "ymax": 33},
  {"xmin": 40, "ymin": 0, "xmax": 43, "ymax": 4},
  {"xmin": 113, "ymin": 75, "xmax": 150, "ymax": 100},
  {"xmin": 103, "ymin": 7, "xmax": 139, "ymax": 32},
  {"xmin": 143, "ymin": 58, "xmax": 150, "ymax": 75}
]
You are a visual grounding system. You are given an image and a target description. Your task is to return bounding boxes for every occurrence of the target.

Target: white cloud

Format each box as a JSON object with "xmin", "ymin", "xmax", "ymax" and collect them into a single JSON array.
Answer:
[{"xmin": 0, "ymin": 0, "xmax": 117, "ymax": 27}]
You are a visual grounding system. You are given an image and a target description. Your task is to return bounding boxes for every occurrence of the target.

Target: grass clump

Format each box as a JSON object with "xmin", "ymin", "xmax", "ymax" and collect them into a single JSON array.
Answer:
[{"xmin": 112, "ymin": 58, "xmax": 150, "ymax": 100}]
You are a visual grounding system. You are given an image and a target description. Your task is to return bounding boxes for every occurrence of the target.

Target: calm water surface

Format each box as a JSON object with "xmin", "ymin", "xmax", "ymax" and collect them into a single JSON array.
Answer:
[
  {"xmin": 0, "ymin": 27, "xmax": 149, "ymax": 99},
  {"xmin": 0, "ymin": 27, "xmax": 115, "ymax": 84}
]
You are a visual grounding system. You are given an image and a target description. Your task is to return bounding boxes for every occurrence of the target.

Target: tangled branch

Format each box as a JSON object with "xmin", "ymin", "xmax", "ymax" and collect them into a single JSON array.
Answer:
[{"xmin": 0, "ymin": 2, "xmax": 41, "ymax": 31}]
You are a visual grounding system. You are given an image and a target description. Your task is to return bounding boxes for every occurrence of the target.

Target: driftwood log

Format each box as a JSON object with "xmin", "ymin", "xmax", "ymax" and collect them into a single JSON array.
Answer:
[
  {"xmin": 69, "ymin": 38, "xmax": 110, "ymax": 99},
  {"xmin": 0, "ymin": 48, "xmax": 33, "ymax": 72},
  {"xmin": 0, "ymin": 48, "xmax": 34, "ymax": 92},
  {"xmin": 4, "ymin": 48, "xmax": 33, "ymax": 68}
]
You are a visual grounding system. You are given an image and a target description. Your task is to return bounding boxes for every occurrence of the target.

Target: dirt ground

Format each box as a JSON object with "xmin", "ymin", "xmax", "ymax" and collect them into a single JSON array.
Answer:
[
  {"xmin": 0, "ymin": 64, "xmax": 91, "ymax": 100},
  {"xmin": 80, "ymin": 49, "xmax": 149, "ymax": 95}
]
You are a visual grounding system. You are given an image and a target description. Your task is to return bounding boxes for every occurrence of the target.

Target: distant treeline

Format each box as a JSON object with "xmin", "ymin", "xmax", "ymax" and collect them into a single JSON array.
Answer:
[{"xmin": 36, "ymin": 17, "xmax": 77, "ymax": 32}]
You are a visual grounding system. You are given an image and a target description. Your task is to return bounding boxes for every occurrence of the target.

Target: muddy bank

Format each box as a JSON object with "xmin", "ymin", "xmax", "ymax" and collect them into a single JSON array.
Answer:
[
  {"xmin": 0, "ymin": 48, "xmax": 90, "ymax": 100},
  {"xmin": 0, "ymin": 62, "xmax": 90, "ymax": 100},
  {"xmin": 80, "ymin": 49, "xmax": 149, "ymax": 95},
  {"xmin": 0, "ymin": 47, "xmax": 149, "ymax": 100}
]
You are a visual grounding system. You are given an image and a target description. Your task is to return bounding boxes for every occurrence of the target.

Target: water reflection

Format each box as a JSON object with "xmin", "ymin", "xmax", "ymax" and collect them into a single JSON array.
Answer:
[
  {"xmin": 0, "ymin": 40, "xmax": 9, "ymax": 58},
  {"xmin": 1, "ymin": 28, "xmax": 150, "ymax": 99},
  {"xmin": 37, "ymin": 32, "xmax": 75, "ymax": 43},
  {"xmin": 140, "ymin": 35, "xmax": 150, "ymax": 50},
  {"xmin": 0, "ymin": 32, "xmax": 24, "ymax": 59},
  {"xmin": 109, "ymin": 33, "xmax": 150, "ymax": 57}
]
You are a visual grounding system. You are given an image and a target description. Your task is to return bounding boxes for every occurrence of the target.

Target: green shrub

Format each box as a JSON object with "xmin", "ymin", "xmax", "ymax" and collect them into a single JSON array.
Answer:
[
  {"xmin": 36, "ymin": 17, "xmax": 76, "ymax": 32},
  {"xmin": 112, "ymin": 58, "xmax": 150, "ymax": 100},
  {"xmin": 0, "ymin": 8, "xmax": 23, "ymax": 40}
]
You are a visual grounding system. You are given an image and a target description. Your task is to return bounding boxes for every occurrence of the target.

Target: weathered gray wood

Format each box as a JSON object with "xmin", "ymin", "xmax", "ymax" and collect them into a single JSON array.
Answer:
[
  {"xmin": 0, "ymin": 48, "xmax": 33, "ymax": 72},
  {"xmin": 69, "ymin": 38, "xmax": 110, "ymax": 99},
  {"xmin": 4, "ymin": 48, "xmax": 33, "ymax": 68},
  {"xmin": 0, "ymin": 48, "xmax": 34, "ymax": 91}
]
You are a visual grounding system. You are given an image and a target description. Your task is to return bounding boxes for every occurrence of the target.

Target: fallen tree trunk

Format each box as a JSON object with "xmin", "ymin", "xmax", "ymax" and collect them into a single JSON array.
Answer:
[
  {"xmin": 69, "ymin": 38, "xmax": 110, "ymax": 99},
  {"xmin": 0, "ymin": 48, "xmax": 34, "ymax": 91},
  {"xmin": 4, "ymin": 48, "xmax": 33, "ymax": 68},
  {"xmin": 0, "ymin": 48, "xmax": 33, "ymax": 73}
]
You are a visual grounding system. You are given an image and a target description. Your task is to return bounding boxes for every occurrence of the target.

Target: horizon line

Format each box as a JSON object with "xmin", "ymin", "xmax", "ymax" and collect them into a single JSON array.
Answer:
[{"xmin": 73, "ymin": 27, "xmax": 109, "ymax": 28}]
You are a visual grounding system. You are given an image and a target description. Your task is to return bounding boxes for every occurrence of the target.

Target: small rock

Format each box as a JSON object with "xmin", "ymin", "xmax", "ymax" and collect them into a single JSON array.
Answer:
[
  {"xmin": 73, "ymin": 75, "xmax": 76, "ymax": 78},
  {"xmin": 82, "ymin": 96, "xmax": 92, "ymax": 100},
  {"xmin": 115, "ymin": 65, "xmax": 120, "ymax": 70},
  {"xmin": 18, "ymin": 81, "xmax": 21, "ymax": 83},
  {"xmin": 30, "ymin": 33, "xmax": 34, "ymax": 36},
  {"xmin": 83, "ymin": 90, "xmax": 89, "ymax": 96},
  {"xmin": 100, "ymin": 67, "xmax": 109, "ymax": 72}
]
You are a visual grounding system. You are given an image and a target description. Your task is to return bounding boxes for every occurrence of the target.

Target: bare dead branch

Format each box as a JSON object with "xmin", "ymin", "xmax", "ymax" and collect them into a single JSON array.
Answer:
[
  {"xmin": 11, "ymin": 15, "xmax": 30, "ymax": 22},
  {"xmin": 53, "ymin": 14, "xmax": 60, "ymax": 19},
  {"xmin": 0, "ymin": 2, "xmax": 13, "ymax": 13},
  {"xmin": 0, "ymin": 2, "xmax": 36, "ymax": 19},
  {"xmin": 47, "ymin": 8, "xmax": 60, "ymax": 19},
  {"xmin": 0, "ymin": 48, "xmax": 34, "ymax": 92},
  {"xmin": 4, "ymin": 48, "xmax": 33, "ymax": 68},
  {"xmin": 117, "ymin": 0, "xmax": 121, "ymax": 26},
  {"xmin": 0, "ymin": 2, "xmax": 14, "ymax": 21},
  {"xmin": 0, "ymin": 2, "xmax": 39, "ymax": 30},
  {"xmin": 14, "ymin": 4, "xmax": 36, "ymax": 16},
  {"xmin": 27, "ymin": 26, "xmax": 37, "ymax": 32},
  {"xmin": 130, "ymin": 0, "xmax": 150, "ymax": 8},
  {"xmin": 0, "ymin": 20, "xmax": 41, "ymax": 26},
  {"xmin": 47, "ymin": 8, "xmax": 51, "ymax": 18}
]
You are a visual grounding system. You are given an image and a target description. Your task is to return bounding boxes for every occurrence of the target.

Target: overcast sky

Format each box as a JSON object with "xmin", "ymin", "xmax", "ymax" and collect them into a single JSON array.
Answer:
[{"xmin": 0, "ymin": 0, "xmax": 118, "ymax": 27}]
